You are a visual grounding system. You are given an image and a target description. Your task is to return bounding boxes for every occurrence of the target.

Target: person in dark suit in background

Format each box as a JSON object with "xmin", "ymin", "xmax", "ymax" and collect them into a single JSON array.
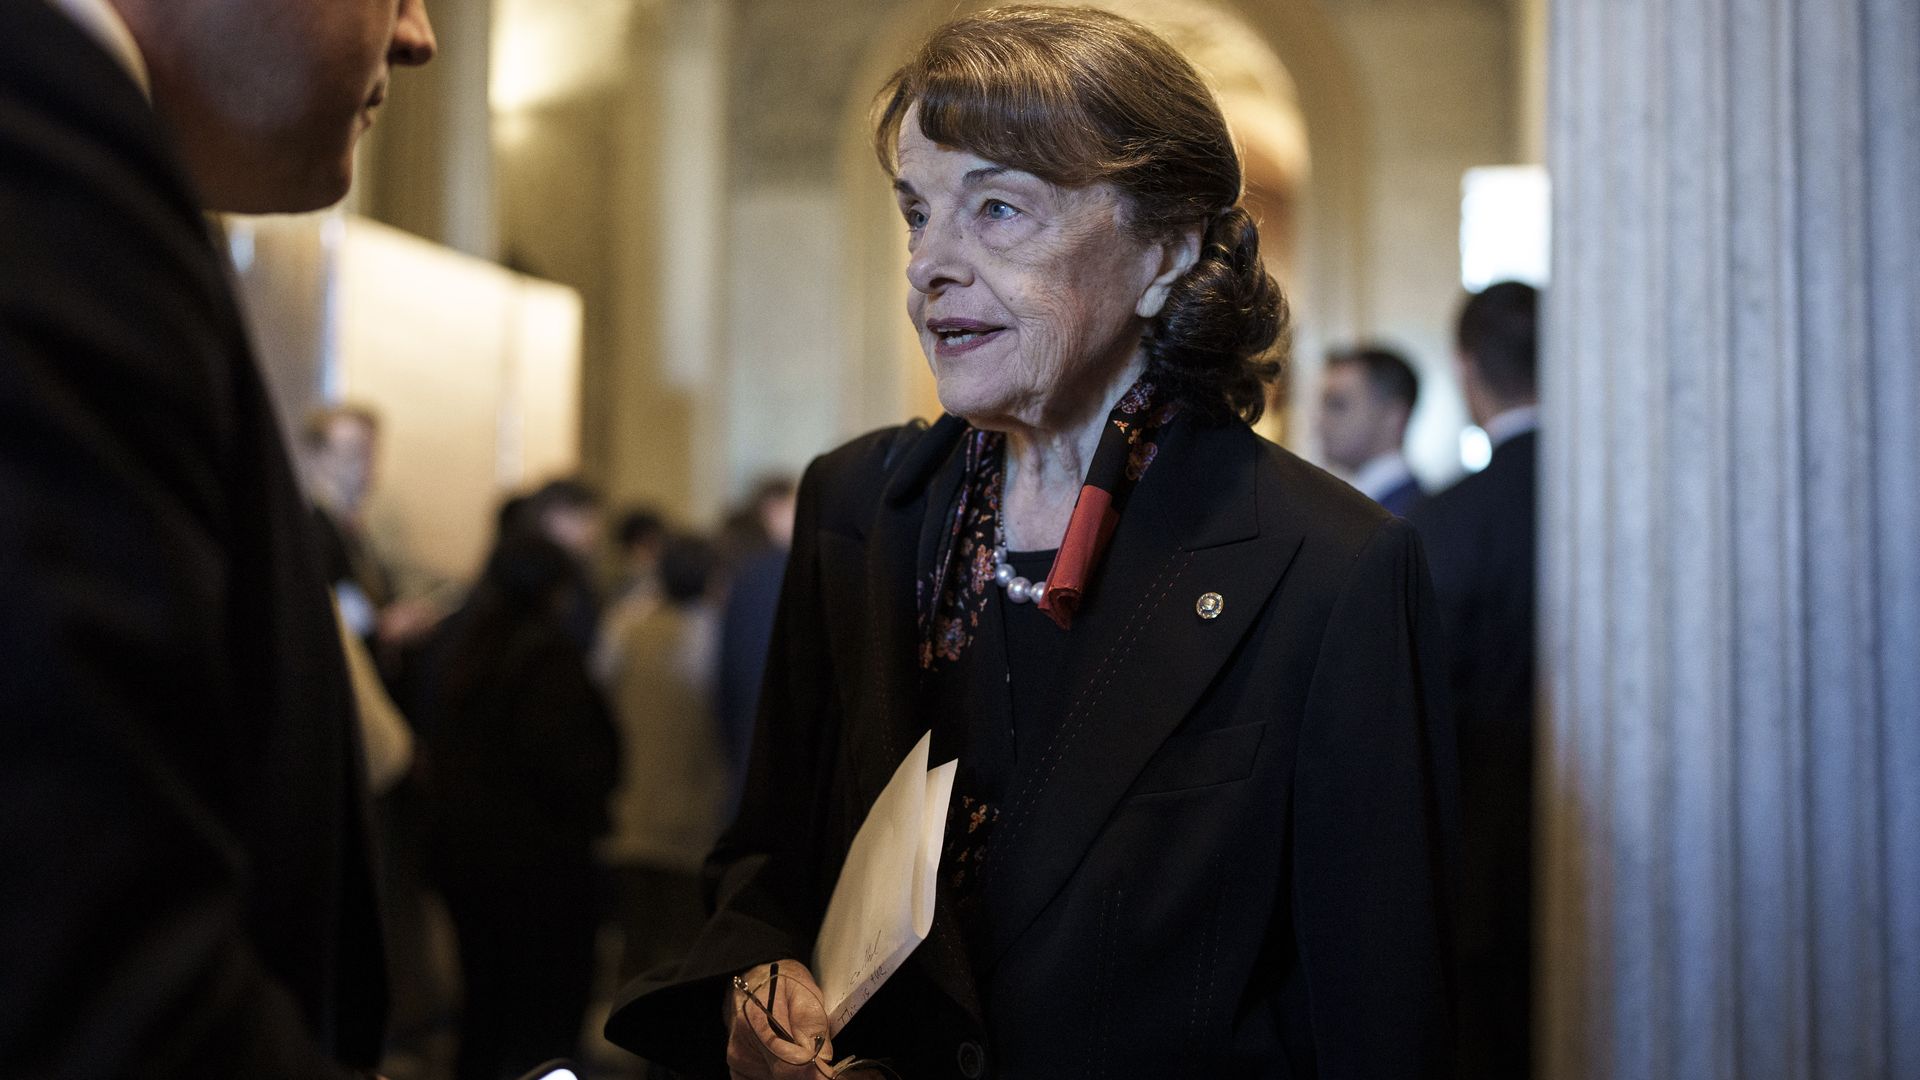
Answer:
[
  {"xmin": 1409, "ymin": 280, "xmax": 1540, "ymax": 1080},
  {"xmin": 515, "ymin": 478, "xmax": 609, "ymax": 655},
  {"xmin": 418, "ymin": 534, "xmax": 621, "ymax": 1080},
  {"xmin": 1317, "ymin": 344, "xmax": 1426, "ymax": 517},
  {"xmin": 713, "ymin": 476, "xmax": 798, "ymax": 818},
  {"xmin": 0, "ymin": 0, "xmax": 434, "ymax": 1076}
]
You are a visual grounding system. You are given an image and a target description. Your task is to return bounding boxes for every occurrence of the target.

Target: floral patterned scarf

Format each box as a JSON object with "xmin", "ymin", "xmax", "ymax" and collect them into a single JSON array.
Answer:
[{"xmin": 917, "ymin": 380, "xmax": 1178, "ymax": 669}]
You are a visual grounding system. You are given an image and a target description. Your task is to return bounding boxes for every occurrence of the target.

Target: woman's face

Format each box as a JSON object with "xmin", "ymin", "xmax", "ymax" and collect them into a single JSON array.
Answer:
[{"xmin": 894, "ymin": 113, "xmax": 1178, "ymax": 432}]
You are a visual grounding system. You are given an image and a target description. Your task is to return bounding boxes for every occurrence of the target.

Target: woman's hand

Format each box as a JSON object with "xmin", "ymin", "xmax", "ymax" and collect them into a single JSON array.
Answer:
[{"xmin": 725, "ymin": 960, "xmax": 834, "ymax": 1080}]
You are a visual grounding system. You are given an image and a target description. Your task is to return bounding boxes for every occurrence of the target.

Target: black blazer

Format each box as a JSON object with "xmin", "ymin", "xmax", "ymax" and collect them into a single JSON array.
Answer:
[
  {"xmin": 609, "ymin": 414, "xmax": 1458, "ymax": 1079},
  {"xmin": 0, "ymin": 5, "xmax": 385, "ymax": 1076}
]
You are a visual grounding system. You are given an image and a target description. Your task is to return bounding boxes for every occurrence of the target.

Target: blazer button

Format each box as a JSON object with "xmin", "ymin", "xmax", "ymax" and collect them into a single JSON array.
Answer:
[{"xmin": 956, "ymin": 1039, "xmax": 987, "ymax": 1078}]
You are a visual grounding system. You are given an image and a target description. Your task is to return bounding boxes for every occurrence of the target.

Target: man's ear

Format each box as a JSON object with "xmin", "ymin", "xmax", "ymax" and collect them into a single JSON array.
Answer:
[{"xmin": 1136, "ymin": 226, "xmax": 1204, "ymax": 320}]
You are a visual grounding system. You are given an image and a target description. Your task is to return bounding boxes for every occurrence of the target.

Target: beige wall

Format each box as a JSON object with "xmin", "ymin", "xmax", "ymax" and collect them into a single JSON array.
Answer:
[
  {"xmin": 485, "ymin": 0, "xmax": 736, "ymax": 523},
  {"xmin": 338, "ymin": 219, "xmax": 584, "ymax": 583},
  {"xmin": 227, "ymin": 214, "xmax": 583, "ymax": 585}
]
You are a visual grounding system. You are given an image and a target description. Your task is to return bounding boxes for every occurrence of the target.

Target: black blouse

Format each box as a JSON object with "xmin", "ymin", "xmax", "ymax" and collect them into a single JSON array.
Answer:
[{"xmin": 935, "ymin": 547, "xmax": 1071, "ymax": 988}]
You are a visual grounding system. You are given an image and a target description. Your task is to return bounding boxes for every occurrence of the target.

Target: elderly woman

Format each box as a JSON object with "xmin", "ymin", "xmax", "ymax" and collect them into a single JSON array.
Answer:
[{"xmin": 609, "ymin": 7, "xmax": 1456, "ymax": 1078}]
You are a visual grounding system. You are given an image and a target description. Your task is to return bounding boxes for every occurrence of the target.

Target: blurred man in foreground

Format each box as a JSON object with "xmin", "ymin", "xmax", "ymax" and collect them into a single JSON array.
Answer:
[
  {"xmin": 1318, "ymin": 344, "xmax": 1426, "ymax": 516},
  {"xmin": 0, "ymin": 0, "xmax": 434, "ymax": 1075}
]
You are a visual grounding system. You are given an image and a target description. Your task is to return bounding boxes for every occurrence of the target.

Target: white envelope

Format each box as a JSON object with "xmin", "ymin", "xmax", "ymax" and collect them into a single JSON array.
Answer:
[{"xmin": 812, "ymin": 729, "xmax": 957, "ymax": 1035}]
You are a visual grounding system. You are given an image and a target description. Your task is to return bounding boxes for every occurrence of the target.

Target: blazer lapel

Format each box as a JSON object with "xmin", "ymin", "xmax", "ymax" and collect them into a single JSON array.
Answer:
[
  {"xmin": 846, "ymin": 416, "xmax": 967, "ymax": 797},
  {"xmin": 981, "ymin": 418, "xmax": 1305, "ymax": 967},
  {"xmin": 842, "ymin": 416, "xmax": 986, "ymax": 1024}
]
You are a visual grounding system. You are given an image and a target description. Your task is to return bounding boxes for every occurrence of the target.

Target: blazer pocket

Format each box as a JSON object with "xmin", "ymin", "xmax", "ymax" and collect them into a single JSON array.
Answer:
[{"xmin": 1130, "ymin": 721, "xmax": 1267, "ymax": 796}]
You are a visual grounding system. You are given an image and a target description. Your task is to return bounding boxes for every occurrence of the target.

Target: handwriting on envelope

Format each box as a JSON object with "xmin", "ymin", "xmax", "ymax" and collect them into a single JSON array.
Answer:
[{"xmin": 813, "ymin": 730, "xmax": 957, "ymax": 1034}]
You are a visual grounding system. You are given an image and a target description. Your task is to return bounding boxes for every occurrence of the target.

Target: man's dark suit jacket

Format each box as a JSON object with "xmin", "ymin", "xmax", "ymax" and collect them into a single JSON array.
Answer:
[
  {"xmin": 0, "ymin": 4, "xmax": 386, "ymax": 1075},
  {"xmin": 1407, "ymin": 428, "xmax": 1536, "ymax": 1080},
  {"xmin": 608, "ymin": 413, "xmax": 1459, "ymax": 1078}
]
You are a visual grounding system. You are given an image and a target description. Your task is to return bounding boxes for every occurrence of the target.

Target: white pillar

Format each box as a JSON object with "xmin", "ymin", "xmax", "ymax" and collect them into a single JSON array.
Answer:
[{"xmin": 1541, "ymin": 0, "xmax": 1920, "ymax": 1077}]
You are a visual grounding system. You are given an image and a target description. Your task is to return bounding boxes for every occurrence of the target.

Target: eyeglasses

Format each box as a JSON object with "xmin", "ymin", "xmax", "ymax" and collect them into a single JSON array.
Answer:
[{"xmin": 731, "ymin": 967, "xmax": 900, "ymax": 1079}]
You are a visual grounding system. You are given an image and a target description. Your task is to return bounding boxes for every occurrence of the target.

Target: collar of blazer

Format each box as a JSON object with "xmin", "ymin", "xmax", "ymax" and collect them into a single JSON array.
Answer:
[{"xmin": 849, "ymin": 409, "xmax": 1309, "ymax": 999}]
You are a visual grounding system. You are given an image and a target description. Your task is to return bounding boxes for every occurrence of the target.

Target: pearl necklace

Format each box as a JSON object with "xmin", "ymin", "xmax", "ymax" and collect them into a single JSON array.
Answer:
[{"xmin": 990, "ymin": 519, "xmax": 1048, "ymax": 605}]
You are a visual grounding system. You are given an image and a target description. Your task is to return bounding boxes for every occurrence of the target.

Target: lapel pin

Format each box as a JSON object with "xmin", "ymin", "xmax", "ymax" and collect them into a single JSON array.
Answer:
[{"xmin": 1196, "ymin": 592, "xmax": 1225, "ymax": 621}]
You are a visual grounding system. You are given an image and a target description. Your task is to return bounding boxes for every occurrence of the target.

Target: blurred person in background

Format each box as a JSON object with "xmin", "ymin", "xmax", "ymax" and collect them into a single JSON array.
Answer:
[
  {"xmin": 495, "ymin": 491, "xmax": 536, "ymax": 542},
  {"xmin": 305, "ymin": 403, "xmax": 393, "ymax": 632},
  {"xmin": 604, "ymin": 534, "xmax": 729, "ymax": 986},
  {"xmin": 302, "ymin": 401, "xmax": 461, "ymax": 1078},
  {"xmin": 525, "ymin": 478, "xmax": 609, "ymax": 564},
  {"xmin": 613, "ymin": 507, "xmax": 671, "ymax": 605},
  {"xmin": 606, "ymin": 8, "xmax": 1456, "ymax": 1077},
  {"xmin": 303, "ymin": 403, "xmax": 450, "ymax": 663},
  {"xmin": 713, "ymin": 476, "xmax": 799, "ymax": 815},
  {"xmin": 717, "ymin": 475, "xmax": 799, "ymax": 566},
  {"xmin": 0, "ymin": 0, "xmax": 434, "ymax": 1075},
  {"xmin": 516, "ymin": 478, "xmax": 609, "ymax": 655},
  {"xmin": 596, "ymin": 506, "xmax": 671, "ymax": 685},
  {"xmin": 417, "ymin": 533, "xmax": 621, "ymax": 1080},
  {"xmin": 338, "ymin": 607, "xmax": 417, "ymax": 798},
  {"xmin": 1409, "ymin": 279, "xmax": 1540, "ymax": 1080},
  {"xmin": 1316, "ymin": 345, "xmax": 1425, "ymax": 516}
]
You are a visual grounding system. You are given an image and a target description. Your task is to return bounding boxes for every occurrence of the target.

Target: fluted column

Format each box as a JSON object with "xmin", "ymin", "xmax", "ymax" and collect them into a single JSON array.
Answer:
[{"xmin": 1541, "ymin": 0, "xmax": 1920, "ymax": 1077}]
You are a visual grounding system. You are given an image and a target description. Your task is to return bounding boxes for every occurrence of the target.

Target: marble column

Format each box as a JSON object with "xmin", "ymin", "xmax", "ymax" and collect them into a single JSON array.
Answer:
[{"xmin": 1540, "ymin": 0, "xmax": 1920, "ymax": 1077}]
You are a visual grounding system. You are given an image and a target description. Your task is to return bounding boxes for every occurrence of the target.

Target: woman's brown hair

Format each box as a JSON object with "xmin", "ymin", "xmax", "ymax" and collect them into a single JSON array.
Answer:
[{"xmin": 873, "ymin": 5, "xmax": 1287, "ymax": 424}]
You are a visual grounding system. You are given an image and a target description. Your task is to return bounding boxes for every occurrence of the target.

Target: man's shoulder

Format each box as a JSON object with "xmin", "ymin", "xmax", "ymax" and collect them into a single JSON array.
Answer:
[
  {"xmin": 1, "ymin": 0, "xmax": 240, "ymax": 455},
  {"xmin": 1406, "ymin": 438, "xmax": 1537, "ymax": 593},
  {"xmin": 1, "ymin": 0, "xmax": 227, "ymax": 311},
  {"xmin": 1, "ymin": 1, "xmax": 169, "ymax": 170},
  {"xmin": 1417, "ymin": 439, "xmax": 1535, "ymax": 518},
  {"xmin": 2, "ymin": 0, "xmax": 211, "ymax": 248}
]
